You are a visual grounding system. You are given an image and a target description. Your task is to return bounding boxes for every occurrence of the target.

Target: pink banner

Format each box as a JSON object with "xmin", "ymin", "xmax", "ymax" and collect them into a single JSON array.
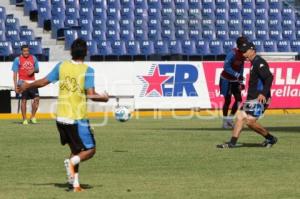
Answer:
[{"xmin": 203, "ymin": 61, "xmax": 300, "ymax": 109}]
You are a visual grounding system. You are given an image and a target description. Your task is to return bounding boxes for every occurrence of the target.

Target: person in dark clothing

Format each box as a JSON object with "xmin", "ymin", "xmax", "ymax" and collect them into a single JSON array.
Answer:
[
  {"xmin": 219, "ymin": 36, "xmax": 247, "ymax": 129},
  {"xmin": 217, "ymin": 41, "xmax": 278, "ymax": 148}
]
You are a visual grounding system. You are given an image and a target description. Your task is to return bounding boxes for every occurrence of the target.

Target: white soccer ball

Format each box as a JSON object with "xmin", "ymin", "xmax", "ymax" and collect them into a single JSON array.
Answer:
[{"xmin": 114, "ymin": 106, "xmax": 131, "ymax": 122}]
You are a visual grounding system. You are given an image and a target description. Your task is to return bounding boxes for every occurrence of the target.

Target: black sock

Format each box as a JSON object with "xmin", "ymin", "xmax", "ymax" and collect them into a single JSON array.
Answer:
[
  {"xmin": 230, "ymin": 137, "xmax": 238, "ymax": 145},
  {"xmin": 264, "ymin": 134, "xmax": 274, "ymax": 140}
]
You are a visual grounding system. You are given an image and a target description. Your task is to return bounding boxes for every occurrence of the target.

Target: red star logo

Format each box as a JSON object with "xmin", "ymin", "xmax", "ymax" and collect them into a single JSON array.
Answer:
[{"xmin": 142, "ymin": 67, "xmax": 170, "ymax": 96}]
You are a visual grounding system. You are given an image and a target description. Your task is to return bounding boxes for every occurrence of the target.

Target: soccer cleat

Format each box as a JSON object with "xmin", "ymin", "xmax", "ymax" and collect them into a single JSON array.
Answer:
[
  {"xmin": 73, "ymin": 186, "xmax": 84, "ymax": 192},
  {"xmin": 30, "ymin": 118, "xmax": 37, "ymax": 124},
  {"xmin": 216, "ymin": 142, "xmax": 236, "ymax": 148},
  {"xmin": 222, "ymin": 118, "xmax": 234, "ymax": 129},
  {"xmin": 64, "ymin": 159, "xmax": 74, "ymax": 186},
  {"xmin": 262, "ymin": 136, "xmax": 278, "ymax": 148},
  {"xmin": 22, "ymin": 120, "xmax": 28, "ymax": 125}
]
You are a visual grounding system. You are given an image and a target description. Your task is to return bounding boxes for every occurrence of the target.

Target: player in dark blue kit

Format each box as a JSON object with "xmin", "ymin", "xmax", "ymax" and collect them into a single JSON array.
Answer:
[
  {"xmin": 217, "ymin": 41, "xmax": 278, "ymax": 148},
  {"xmin": 219, "ymin": 37, "xmax": 247, "ymax": 129}
]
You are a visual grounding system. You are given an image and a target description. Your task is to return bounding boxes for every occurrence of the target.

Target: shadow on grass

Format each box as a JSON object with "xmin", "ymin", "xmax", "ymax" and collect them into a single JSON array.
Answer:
[
  {"xmin": 161, "ymin": 126, "xmax": 300, "ymax": 133},
  {"xmin": 31, "ymin": 183, "xmax": 102, "ymax": 191}
]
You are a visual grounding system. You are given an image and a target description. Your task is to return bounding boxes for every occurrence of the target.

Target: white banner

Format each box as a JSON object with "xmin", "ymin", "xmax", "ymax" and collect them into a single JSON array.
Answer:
[{"xmin": 0, "ymin": 61, "xmax": 212, "ymax": 109}]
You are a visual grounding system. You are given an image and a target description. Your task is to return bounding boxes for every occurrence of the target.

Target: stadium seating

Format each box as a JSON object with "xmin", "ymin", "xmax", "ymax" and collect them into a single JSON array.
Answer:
[{"xmin": 5, "ymin": 0, "xmax": 300, "ymax": 61}]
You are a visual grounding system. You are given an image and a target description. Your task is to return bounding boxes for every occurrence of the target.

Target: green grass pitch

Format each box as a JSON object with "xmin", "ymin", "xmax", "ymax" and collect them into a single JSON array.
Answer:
[{"xmin": 0, "ymin": 115, "xmax": 300, "ymax": 199}]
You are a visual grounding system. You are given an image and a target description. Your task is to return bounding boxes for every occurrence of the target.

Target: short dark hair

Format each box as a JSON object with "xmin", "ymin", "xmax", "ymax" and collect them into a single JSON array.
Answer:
[
  {"xmin": 21, "ymin": 44, "xmax": 29, "ymax": 50},
  {"xmin": 71, "ymin": 38, "xmax": 87, "ymax": 60},
  {"xmin": 236, "ymin": 36, "xmax": 248, "ymax": 50}
]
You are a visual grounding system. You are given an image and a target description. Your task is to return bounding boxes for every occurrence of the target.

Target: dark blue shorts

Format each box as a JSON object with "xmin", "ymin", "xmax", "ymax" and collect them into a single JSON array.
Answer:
[{"xmin": 56, "ymin": 119, "xmax": 95, "ymax": 154}]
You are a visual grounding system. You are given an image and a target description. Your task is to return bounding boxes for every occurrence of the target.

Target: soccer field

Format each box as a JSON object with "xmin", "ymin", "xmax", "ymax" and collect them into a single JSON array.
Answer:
[{"xmin": 0, "ymin": 115, "xmax": 300, "ymax": 199}]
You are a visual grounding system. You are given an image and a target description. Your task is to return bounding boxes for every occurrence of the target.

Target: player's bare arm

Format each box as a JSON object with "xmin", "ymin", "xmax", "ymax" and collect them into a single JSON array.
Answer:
[
  {"xmin": 86, "ymin": 88, "xmax": 109, "ymax": 102},
  {"xmin": 17, "ymin": 77, "xmax": 50, "ymax": 93}
]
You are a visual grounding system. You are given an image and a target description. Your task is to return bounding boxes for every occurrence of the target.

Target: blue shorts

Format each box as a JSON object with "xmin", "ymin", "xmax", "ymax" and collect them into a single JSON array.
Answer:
[
  {"xmin": 56, "ymin": 119, "xmax": 95, "ymax": 154},
  {"xmin": 242, "ymin": 100, "xmax": 269, "ymax": 118}
]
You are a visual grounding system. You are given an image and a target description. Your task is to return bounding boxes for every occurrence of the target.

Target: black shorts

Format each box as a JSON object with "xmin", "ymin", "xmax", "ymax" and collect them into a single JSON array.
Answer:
[
  {"xmin": 21, "ymin": 88, "xmax": 39, "ymax": 100},
  {"xmin": 242, "ymin": 99, "xmax": 270, "ymax": 118},
  {"xmin": 56, "ymin": 120, "xmax": 96, "ymax": 154},
  {"xmin": 219, "ymin": 79, "xmax": 241, "ymax": 97}
]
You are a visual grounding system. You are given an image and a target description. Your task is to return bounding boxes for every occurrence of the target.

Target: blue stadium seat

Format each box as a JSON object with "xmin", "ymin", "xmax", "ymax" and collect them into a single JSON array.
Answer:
[
  {"xmin": 20, "ymin": 28, "xmax": 35, "ymax": 41},
  {"xmin": 252, "ymin": 40, "xmax": 264, "ymax": 52},
  {"xmin": 24, "ymin": 0, "xmax": 37, "ymax": 16},
  {"xmin": 94, "ymin": 6, "xmax": 107, "ymax": 19},
  {"xmin": 126, "ymin": 40, "xmax": 141, "ymax": 56},
  {"xmin": 86, "ymin": 40, "xmax": 99, "ymax": 58},
  {"xmin": 175, "ymin": 8, "xmax": 188, "ymax": 19},
  {"xmin": 196, "ymin": 40, "xmax": 210, "ymax": 55},
  {"xmin": 269, "ymin": 27, "xmax": 282, "ymax": 40},
  {"xmin": 79, "ymin": 18, "xmax": 93, "ymax": 31},
  {"xmin": 51, "ymin": 18, "xmax": 64, "ymax": 39},
  {"xmin": 228, "ymin": 0, "xmax": 241, "ymax": 8},
  {"xmin": 98, "ymin": 40, "xmax": 112, "ymax": 56},
  {"xmin": 52, "ymin": 0, "xmax": 65, "ymax": 7},
  {"xmin": 5, "ymin": 16, "xmax": 20, "ymax": 31},
  {"xmin": 269, "ymin": 0, "xmax": 282, "ymax": 9},
  {"xmin": 277, "ymin": 40, "xmax": 291, "ymax": 52},
  {"xmin": 242, "ymin": 0, "xmax": 255, "ymax": 9},
  {"xmin": 268, "ymin": 8, "xmax": 281, "ymax": 20},
  {"xmin": 216, "ymin": 28, "xmax": 229, "ymax": 40},
  {"xmin": 169, "ymin": 40, "xmax": 182, "ymax": 55},
  {"xmin": 209, "ymin": 40, "xmax": 224, "ymax": 55},
  {"xmin": 202, "ymin": 8, "xmax": 215, "ymax": 20},
  {"xmin": 134, "ymin": 16, "xmax": 148, "ymax": 27},
  {"xmin": 188, "ymin": 0, "xmax": 201, "ymax": 9},
  {"xmin": 148, "ymin": 8, "xmax": 162, "ymax": 18},
  {"xmin": 182, "ymin": 40, "xmax": 197, "ymax": 55},
  {"xmin": 215, "ymin": 8, "xmax": 229, "ymax": 20},
  {"xmin": 79, "ymin": 6, "xmax": 94, "ymax": 19},
  {"xmin": 243, "ymin": 29, "xmax": 256, "ymax": 40},
  {"xmin": 162, "ymin": 8, "xmax": 175, "ymax": 19},
  {"xmin": 282, "ymin": 19, "xmax": 295, "ymax": 30},
  {"xmin": 263, "ymin": 40, "xmax": 277, "ymax": 52},
  {"xmin": 93, "ymin": 19, "xmax": 106, "ymax": 30},
  {"xmin": 269, "ymin": 18, "xmax": 281, "ymax": 29},
  {"xmin": 296, "ymin": 29, "xmax": 300, "ymax": 40},
  {"xmin": 243, "ymin": 18, "xmax": 255, "ymax": 28},
  {"xmin": 37, "ymin": 3, "xmax": 52, "ymax": 27},
  {"xmin": 175, "ymin": 0, "xmax": 189, "ymax": 9},
  {"xmin": 175, "ymin": 28, "xmax": 189, "ymax": 41},
  {"xmin": 174, "ymin": 18, "xmax": 188, "ymax": 29},
  {"xmin": 255, "ymin": 0, "xmax": 268, "ymax": 9},
  {"xmin": 148, "ymin": 27, "xmax": 162, "ymax": 40},
  {"xmin": 291, "ymin": 40, "xmax": 300, "ymax": 52},
  {"xmin": 202, "ymin": 19, "xmax": 215, "ymax": 29},
  {"xmin": 29, "ymin": 38, "xmax": 43, "ymax": 55},
  {"xmin": 0, "ymin": 41, "xmax": 13, "ymax": 60},
  {"xmin": 107, "ymin": 0, "xmax": 121, "ymax": 9},
  {"xmin": 6, "ymin": 29, "xmax": 20, "ymax": 41},
  {"xmin": 154, "ymin": 40, "xmax": 169, "ymax": 55},
  {"xmin": 94, "ymin": 0, "xmax": 107, "ymax": 7},
  {"xmin": 229, "ymin": 8, "xmax": 242, "ymax": 20},
  {"xmin": 111, "ymin": 40, "xmax": 126, "ymax": 56},
  {"xmin": 107, "ymin": 7, "xmax": 121, "ymax": 20},
  {"xmin": 202, "ymin": 28, "xmax": 216, "ymax": 41},
  {"xmin": 79, "ymin": 29, "xmax": 92, "ymax": 41},
  {"xmin": 282, "ymin": 8, "xmax": 295, "ymax": 20},
  {"xmin": 52, "ymin": 6, "xmax": 65, "ymax": 18},
  {"xmin": 228, "ymin": 19, "xmax": 242, "ymax": 30},
  {"xmin": 120, "ymin": 28, "xmax": 134, "ymax": 41},
  {"xmin": 12, "ymin": 40, "xmax": 23, "ymax": 55},
  {"xmin": 256, "ymin": 28, "xmax": 269, "ymax": 40},
  {"xmin": 202, "ymin": 0, "xmax": 215, "ymax": 9},
  {"xmin": 229, "ymin": 29, "xmax": 242, "ymax": 40},
  {"xmin": 0, "ymin": 30, "xmax": 5, "ymax": 41},
  {"xmin": 241, "ymin": 8, "xmax": 255, "ymax": 19},
  {"xmin": 80, "ymin": 0, "xmax": 94, "ymax": 7},
  {"xmin": 135, "ymin": 7, "xmax": 148, "ymax": 17},
  {"xmin": 92, "ymin": 29, "xmax": 106, "ymax": 41},
  {"xmin": 106, "ymin": 28, "xmax": 120, "ymax": 41},
  {"xmin": 65, "ymin": 17, "xmax": 78, "ymax": 27},
  {"xmin": 120, "ymin": 19, "xmax": 133, "ymax": 29},
  {"xmin": 134, "ymin": 27, "xmax": 148, "ymax": 41},
  {"xmin": 106, "ymin": 19, "xmax": 120, "ymax": 31},
  {"xmin": 65, "ymin": 0, "xmax": 79, "ymax": 7},
  {"xmin": 161, "ymin": 0, "xmax": 175, "ymax": 7},
  {"xmin": 255, "ymin": 8, "xmax": 268, "ymax": 20},
  {"xmin": 161, "ymin": 27, "xmax": 176, "ymax": 41},
  {"xmin": 0, "ymin": 6, "xmax": 6, "ymax": 19},
  {"xmin": 215, "ymin": 0, "xmax": 228, "ymax": 9},
  {"xmin": 188, "ymin": 8, "xmax": 201, "ymax": 19},
  {"xmin": 65, "ymin": 5, "xmax": 79, "ymax": 19},
  {"xmin": 282, "ymin": 29, "xmax": 296, "ymax": 40},
  {"xmin": 0, "ymin": 19, "xmax": 5, "ymax": 31},
  {"xmin": 121, "ymin": 7, "xmax": 134, "ymax": 19},
  {"xmin": 189, "ymin": 18, "xmax": 201, "ymax": 29},
  {"xmin": 255, "ymin": 18, "xmax": 268, "ymax": 29},
  {"xmin": 162, "ymin": 19, "xmax": 175, "ymax": 29},
  {"xmin": 140, "ymin": 40, "xmax": 155, "ymax": 57},
  {"xmin": 223, "ymin": 40, "xmax": 235, "ymax": 53},
  {"xmin": 295, "ymin": 15, "xmax": 300, "ymax": 29},
  {"xmin": 189, "ymin": 29, "xmax": 202, "ymax": 41},
  {"xmin": 135, "ymin": 0, "xmax": 148, "ymax": 9},
  {"xmin": 64, "ymin": 28, "xmax": 78, "ymax": 50}
]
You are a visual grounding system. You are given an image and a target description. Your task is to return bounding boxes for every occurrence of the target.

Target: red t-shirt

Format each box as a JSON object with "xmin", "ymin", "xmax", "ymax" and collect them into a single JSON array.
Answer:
[{"xmin": 18, "ymin": 55, "xmax": 36, "ymax": 81}]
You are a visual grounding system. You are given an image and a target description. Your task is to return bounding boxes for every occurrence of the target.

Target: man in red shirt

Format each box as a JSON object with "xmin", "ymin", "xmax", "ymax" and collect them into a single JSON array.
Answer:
[{"xmin": 12, "ymin": 45, "xmax": 40, "ymax": 125}]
